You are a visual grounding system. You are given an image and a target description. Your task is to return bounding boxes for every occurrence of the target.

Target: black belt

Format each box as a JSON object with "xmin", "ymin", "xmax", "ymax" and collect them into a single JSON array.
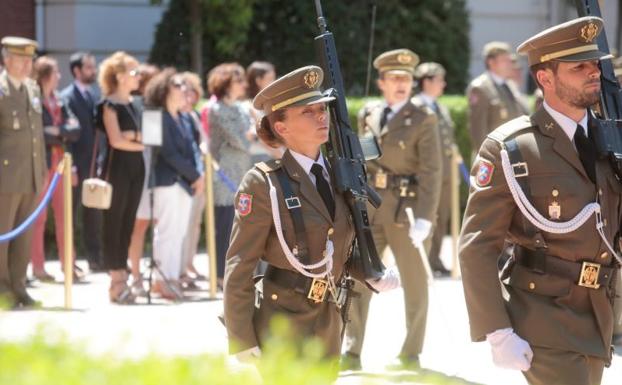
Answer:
[
  {"xmin": 514, "ymin": 245, "xmax": 616, "ymax": 289},
  {"xmin": 264, "ymin": 265, "xmax": 335, "ymax": 304}
]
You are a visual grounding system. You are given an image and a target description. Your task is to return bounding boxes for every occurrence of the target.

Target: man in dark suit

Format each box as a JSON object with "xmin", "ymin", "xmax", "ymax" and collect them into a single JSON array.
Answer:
[{"xmin": 60, "ymin": 52, "xmax": 103, "ymax": 272}]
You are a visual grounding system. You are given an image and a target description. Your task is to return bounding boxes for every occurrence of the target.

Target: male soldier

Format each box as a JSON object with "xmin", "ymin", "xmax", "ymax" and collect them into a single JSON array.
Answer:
[
  {"xmin": 412, "ymin": 62, "xmax": 456, "ymax": 276},
  {"xmin": 342, "ymin": 49, "xmax": 442, "ymax": 370},
  {"xmin": 0, "ymin": 37, "xmax": 46, "ymax": 307},
  {"xmin": 467, "ymin": 42, "xmax": 529, "ymax": 154},
  {"xmin": 459, "ymin": 17, "xmax": 621, "ymax": 385}
]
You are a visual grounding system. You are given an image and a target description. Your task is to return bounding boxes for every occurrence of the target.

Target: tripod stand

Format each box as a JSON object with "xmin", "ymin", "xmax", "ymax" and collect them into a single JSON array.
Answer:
[{"xmin": 144, "ymin": 145, "xmax": 182, "ymax": 304}]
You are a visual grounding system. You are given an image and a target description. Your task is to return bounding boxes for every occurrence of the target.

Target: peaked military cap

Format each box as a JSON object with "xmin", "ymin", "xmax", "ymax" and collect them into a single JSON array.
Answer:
[
  {"xmin": 482, "ymin": 41, "xmax": 512, "ymax": 59},
  {"xmin": 253, "ymin": 65, "xmax": 334, "ymax": 115},
  {"xmin": 373, "ymin": 49, "xmax": 419, "ymax": 75},
  {"xmin": 414, "ymin": 62, "xmax": 446, "ymax": 79},
  {"xmin": 1, "ymin": 36, "xmax": 38, "ymax": 57},
  {"xmin": 517, "ymin": 16, "xmax": 611, "ymax": 66}
]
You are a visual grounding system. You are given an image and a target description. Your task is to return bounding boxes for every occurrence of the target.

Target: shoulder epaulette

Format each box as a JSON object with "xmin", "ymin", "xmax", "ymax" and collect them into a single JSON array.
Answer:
[
  {"xmin": 255, "ymin": 158, "xmax": 283, "ymax": 174},
  {"xmin": 488, "ymin": 115, "xmax": 534, "ymax": 144}
]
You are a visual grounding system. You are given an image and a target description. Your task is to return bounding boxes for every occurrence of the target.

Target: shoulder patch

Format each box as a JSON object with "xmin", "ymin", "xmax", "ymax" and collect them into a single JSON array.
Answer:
[
  {"xmin": 476, "ymin": 158, "xmax": 494, "ymax": 187},
  {"xmin": 237, "ymin": 193, "xmax": 253, "ymax": 216}
]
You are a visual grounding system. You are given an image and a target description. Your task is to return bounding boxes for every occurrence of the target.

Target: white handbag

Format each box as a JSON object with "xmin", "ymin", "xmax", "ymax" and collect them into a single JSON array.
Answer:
[{"xmin": 81, "ymin": 131, "xmax": 113, "ymax": 210}]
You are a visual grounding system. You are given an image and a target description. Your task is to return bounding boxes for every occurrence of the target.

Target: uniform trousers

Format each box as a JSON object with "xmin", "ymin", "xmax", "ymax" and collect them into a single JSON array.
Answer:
[
  {"xmin": 0, "ymin": 192, "xmax": 38, "ymax": 297},
  {"xmin": 215, "ymin": 205, "xmax": 235, "ymax": 279},
  {"xmin": 524, "ymin": 346, "xmax": 605, "ymax": 385},
  {"xmin": 102, "ymin": 151, "xmax": 144, "ymax": 270},
  {"xmin": 153, "ymin": 183, "xmax": 193, "ymax": 280},
  {"xmin": 345, "ymin": 223, "xmax": 429, "ymax": 358},
  {"xmin": 31, "ymin": 149, "xmax": 75, "ymax": 271},
  {"xmin": 428, "ymin": 176, "xmax": 451, "ymax": 271},
  {"xmin": 181, "ymin": 192, "xmax": 205, "ymax": 272}
]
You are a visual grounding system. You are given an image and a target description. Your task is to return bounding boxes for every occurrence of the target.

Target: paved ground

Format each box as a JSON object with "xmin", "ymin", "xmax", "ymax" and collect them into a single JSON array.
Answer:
[{"xmin": 1, "ymin": 238, "xmax": 621, "ymax": 384}]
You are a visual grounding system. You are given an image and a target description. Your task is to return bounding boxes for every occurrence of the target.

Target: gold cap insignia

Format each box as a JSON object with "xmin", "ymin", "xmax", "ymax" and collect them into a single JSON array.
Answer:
[
  {"xmin": 397, "ymin": 53, "xmax": 412, "ymax": 64},
  {"xmin": 304, "ymin": 70, "xmax": 320, "ymax": 89},
  {"xmin": 580, "ymin": 22, "xmax": 599, "ymax": 43}
]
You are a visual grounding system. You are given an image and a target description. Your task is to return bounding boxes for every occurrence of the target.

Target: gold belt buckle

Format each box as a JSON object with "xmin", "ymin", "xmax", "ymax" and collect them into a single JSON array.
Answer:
[
  {"xmin": 308, "ymin": 278, "xmax": 328, "ymax": 303},
  {"xmin": 578, "ymin": 261, "xmax": 601, "ymax": 289},
  {"xmin": 374, "ymin": 171, "xmax": 388, "ymax": 189}
]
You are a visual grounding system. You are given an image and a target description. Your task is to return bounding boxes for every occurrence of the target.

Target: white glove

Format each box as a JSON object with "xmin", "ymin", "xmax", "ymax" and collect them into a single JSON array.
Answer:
[
  {"xmin": 365, "ymin": 266, "xmax": 401, "ymax": 292},
  {"xmin": 486, "ymin": 328, "xmax": 533, "ymax": 371},
  {"xmin": 235, "ymin": 346, "xmax": 261, "ymax": 364},
  {"xmin": 408, "ymin": 218, "xmax": 432, "ymax": 246}
]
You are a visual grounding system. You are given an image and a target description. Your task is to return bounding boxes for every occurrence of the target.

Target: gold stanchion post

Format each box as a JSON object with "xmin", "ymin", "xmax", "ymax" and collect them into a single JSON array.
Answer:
[
  {"xmin": 62, "ymin": 153, "xmax": 74, "ymax": 309},
  {"xmin": 204, "ymin": 153, "xmax": 218, "ymax": 298},
  {"xmin": 450, "ymin": 146, "xmax": 461, "ymax": 279}
]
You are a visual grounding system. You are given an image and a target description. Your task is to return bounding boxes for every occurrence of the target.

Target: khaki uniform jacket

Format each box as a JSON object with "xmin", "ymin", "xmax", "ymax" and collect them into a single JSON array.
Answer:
[
  {"xmin": 358, "ymin": 100, "xmax": 442, "ymax": 225},
  {"xmin": 411, "ymin": 95, "xmax": 456, "ymax": 184},
  {"xmin": 467, "ymin": 73, "xmax": 529, "ymax": 153},
  {"xmin": 223, "ymin": 150, "xmax": 357, "ymax": 355},
  {"xmin": 0, "ymin": 70, "xmax": 46, "ymax": 194},
  {"xmin": 459, "ymin": 107, "xmax": 622, "ymax": 360}
]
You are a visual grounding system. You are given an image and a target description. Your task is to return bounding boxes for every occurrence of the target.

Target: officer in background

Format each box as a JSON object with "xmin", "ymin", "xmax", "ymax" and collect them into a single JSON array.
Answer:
[
  {"xmin": 467, "ymin": 42, "xmax": 529, "ymax": 155},
  {"xmin": 342, "ymin": 49, "xmax": 442, "ymax": 370},
  {"xmin": 459, "ymin": 17, "xmax": 621, "ymax": 385},
  {"xmin": 412, "ymin": 62, "xmax": 456, "ymax": 276},
  {"xmin": 0, "ymin": 37, "xmax": 46, "ymax": 308},
  {"xmin": 223, "ymin": 66, "xmax": 399, "ymax": 363}
]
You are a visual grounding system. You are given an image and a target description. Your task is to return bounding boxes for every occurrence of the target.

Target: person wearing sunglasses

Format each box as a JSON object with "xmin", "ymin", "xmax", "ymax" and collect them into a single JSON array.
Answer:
[
  {"xmin": 144, "ymin": 69, "xmax": 203, "ymax": 300},
  {"xmin": 97, "ymin": 51, "xmax": 145, "ymax": 304}
]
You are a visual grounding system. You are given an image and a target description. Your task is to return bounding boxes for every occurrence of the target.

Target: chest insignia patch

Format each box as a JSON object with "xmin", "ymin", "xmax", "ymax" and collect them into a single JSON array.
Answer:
[
  {"xmin": 476, "ymin": 158, "xmax": 494, "ymax": 187},
  {"xmin": 237, "ymin": 193, "xmax": 253, "ymax": 217}
]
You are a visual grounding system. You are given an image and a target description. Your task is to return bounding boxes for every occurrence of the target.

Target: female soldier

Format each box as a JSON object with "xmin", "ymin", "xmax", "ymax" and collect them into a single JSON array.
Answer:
[{"xmin": 223, "ymin": 66, "xmax": 399, "ymax": 362}]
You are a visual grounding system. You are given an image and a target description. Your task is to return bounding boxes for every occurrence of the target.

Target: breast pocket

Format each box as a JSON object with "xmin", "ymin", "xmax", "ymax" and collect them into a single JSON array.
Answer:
[{"xmin": 528, "ymin": 174, "xmax": 579, "ymax": 222}]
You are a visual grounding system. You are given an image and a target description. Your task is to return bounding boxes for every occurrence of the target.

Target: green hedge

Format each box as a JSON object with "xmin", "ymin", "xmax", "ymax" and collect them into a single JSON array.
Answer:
[{"xmin": 0, "ymin": 319, "xmax": 468, "ymax": 385}]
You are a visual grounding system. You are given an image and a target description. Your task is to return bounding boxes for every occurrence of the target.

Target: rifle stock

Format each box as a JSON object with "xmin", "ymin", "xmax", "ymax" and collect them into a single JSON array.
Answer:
[{"xmin": 313, "ymin": 0, "xmax": 385, "ymax": 279}]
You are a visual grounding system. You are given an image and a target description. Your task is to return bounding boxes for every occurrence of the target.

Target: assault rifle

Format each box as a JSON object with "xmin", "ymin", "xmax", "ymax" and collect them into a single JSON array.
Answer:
[
  {"xmin": 313, "ymin": 0, "xmax": 385, "ymax": 279},
  {"xmin": 575, "ymin": 0, "xmax": 622, "ymax": 181}
]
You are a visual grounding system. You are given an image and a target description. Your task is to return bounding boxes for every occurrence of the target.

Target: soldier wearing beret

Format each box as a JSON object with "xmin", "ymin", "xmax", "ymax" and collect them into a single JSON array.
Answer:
[
  {"xmin": 0, "ymin": 37, "xmax": 46, "ymax": 308},
  {"xmin": 459, "ymin": 17, "xmax": 621, "ymax": 385},
  {"xmin": 467, "ymin": 41, "xmax": 529, "ymax": 155},
  {"xmin": 343, "ymin": 49, "xmax": 442, "ymax": 370},
  {"xmin": 412, "ymin": 62, "xmax": 456, "ymax": 276},
  {"xmin": 223, "ymin": 66, "xmax": 399, "ymax": 363}
]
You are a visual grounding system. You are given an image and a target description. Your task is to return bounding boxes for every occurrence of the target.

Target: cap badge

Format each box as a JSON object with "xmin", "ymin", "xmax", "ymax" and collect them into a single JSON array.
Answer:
[
  {"xmin": 397, "ymin": 53, "xmax": 412, "ymax": 64},
  {"xmin": 304, "ymin": 70, "xmax": 320, "ymax": 89},
  {"xmin": 580, "ymin": 22, "xmax": 598, "ymax": 43}
]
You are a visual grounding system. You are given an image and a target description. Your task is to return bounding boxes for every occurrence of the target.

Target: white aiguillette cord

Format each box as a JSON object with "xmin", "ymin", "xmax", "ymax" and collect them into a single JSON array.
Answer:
[
  {"xmin": 265, "ymin": 174, "xmax": 333, "ymax": 278},
  {"xmin": 499, "ymin": 148, "xmax": 622, "ymax": 264}
]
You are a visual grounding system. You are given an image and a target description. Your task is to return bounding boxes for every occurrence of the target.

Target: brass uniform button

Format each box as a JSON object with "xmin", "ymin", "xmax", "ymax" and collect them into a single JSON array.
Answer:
[
  {"xmin": 600, "ymin": 252, "xmax": 608, "ymax": 260},
  {"xmin": 271, "ymin": 294, "xmax": 278, "ymax": 301},
  {"xmin": 599, "ymin": 189, "xmax": 603, "ymax": 196},
  {"xmin": 552, "ymin": 189, "xmax": 559, "ymax": 197},
  {"xmin": 408, "ymin": 192, "xmax": 416, "ymax": 197},
  {"xmin": 529, "ymin": 282, "xmax": 536, "ymax": 290},
  {"xmin": 3, "ymin": 160, "xmax": 8, "ymax": 166},
  {"xmin": 327, "ymin": 228, "xmax": 334, "ymax": 235}
]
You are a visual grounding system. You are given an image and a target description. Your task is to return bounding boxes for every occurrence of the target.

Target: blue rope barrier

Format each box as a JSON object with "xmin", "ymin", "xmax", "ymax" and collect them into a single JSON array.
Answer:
[
  {"xmin": 216, "ymin": 169, "xmax": 238, "ymax": 193},
  {"xmin": 0, "ymin": 171, "xmax": 61, "ymax": 244},
  {"xmin": 459, "ymin": 162, "xmax": 470, "ymax": 186}
]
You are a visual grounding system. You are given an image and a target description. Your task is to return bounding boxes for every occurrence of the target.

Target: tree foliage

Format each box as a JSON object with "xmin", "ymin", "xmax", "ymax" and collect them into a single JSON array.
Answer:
[{"xmin": 149, "ymin": 0, "xmax": 470, "ymax": 95}]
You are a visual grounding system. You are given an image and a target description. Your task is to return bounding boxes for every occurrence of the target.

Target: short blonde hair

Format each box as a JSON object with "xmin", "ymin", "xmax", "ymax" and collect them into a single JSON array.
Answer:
[
  {"xmin": 98, "ymin": 51, "xmax": 139, "ymax": 96},
  {"xmin": 181, "ymin": 71, "xmax": 204, "ymax": 99}
]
